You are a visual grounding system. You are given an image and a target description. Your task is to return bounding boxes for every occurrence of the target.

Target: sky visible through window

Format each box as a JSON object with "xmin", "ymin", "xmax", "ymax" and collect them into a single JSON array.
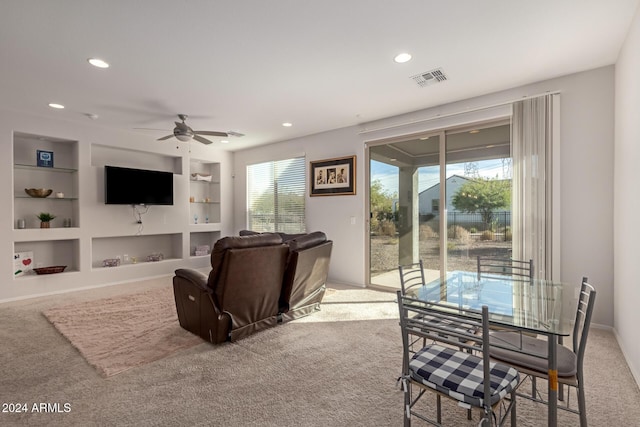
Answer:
[{"xmin": 371, "ymin": 158, "xmax": 510, "ymax": 195}]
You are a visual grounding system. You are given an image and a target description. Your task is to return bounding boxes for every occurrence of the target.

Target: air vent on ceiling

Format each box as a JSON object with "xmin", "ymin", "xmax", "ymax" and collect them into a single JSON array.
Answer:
[{"xmin": 411, "ymin": 68, "xmax": 448, "ymax": 87}]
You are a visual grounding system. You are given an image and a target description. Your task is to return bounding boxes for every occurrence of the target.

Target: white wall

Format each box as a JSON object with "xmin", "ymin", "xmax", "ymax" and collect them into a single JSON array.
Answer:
[
  {"xmin": 234, "ymin": 66, "xmax": 615, "ymax": 328},
  {"xmin": 614, "ymin": 4, "xmax": 640, "ymax": 385},
  {"xmin": 233, "ymin": 128, "xmax": 366, "ymax": 286},
  {"xmin": 1, "ymin": 109, "xmax": 233, "ymax": 301}
]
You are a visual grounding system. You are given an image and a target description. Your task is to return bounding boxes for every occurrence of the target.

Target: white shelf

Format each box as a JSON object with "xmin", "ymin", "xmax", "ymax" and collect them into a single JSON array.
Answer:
[
  {"xmin": 14, "ymin": 269, "xmax": 80, "ymax": 281},
  {"xmin": 92, "ymin": 257, "xmax": 181, "ymax": 271},
  {"xmin": 189, "ymin": 223, "xmax": 221, "ymax": 232},
  {"xmin": 13, "ymin": 227, "xmax": 81, "ymax": 242}
]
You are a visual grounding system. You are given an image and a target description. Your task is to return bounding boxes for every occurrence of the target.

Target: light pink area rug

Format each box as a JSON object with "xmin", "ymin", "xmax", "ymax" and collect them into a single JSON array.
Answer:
[{"xmin": 43, "ymin": 286, "xmax": 202, "ymax": 377}]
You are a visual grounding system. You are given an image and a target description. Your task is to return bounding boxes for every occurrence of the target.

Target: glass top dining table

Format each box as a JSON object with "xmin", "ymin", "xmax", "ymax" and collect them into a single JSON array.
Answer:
[{"xmin": 405, "ymin": 270, "xmax": 580, "ymax": 426}]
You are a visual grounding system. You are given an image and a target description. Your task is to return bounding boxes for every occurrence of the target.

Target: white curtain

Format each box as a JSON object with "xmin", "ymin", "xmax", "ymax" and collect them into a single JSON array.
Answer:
[{"xmin": 511, "ymin": 94, "xmax": 558, "ymax": 281}]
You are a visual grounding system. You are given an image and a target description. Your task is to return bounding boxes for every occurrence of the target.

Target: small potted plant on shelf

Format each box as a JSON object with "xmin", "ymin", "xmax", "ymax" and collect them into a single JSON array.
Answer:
[{"xmin": 36, "ymin": 212, "xmax": 56, "ymax": 228}]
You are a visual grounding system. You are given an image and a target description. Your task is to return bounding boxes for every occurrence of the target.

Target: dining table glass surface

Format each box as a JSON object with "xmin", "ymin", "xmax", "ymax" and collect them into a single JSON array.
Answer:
[{"xmin": 405, "ymin": 270, "xmax": 578, "ymax": 337}]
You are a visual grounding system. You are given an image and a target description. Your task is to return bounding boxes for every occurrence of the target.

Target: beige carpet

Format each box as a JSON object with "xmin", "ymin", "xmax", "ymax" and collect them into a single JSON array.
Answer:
[
  {"xmin": 43, "ymin": 286, "xmax": 202, "ymax": 377},
  {"xmin": 1, "ymin": 278, "xmax": 639, "ymax": 426}
]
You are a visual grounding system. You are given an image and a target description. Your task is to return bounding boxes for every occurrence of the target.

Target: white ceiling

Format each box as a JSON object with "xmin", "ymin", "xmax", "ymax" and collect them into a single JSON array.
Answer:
[{"xmin": 1, "ymin": 0, "xmax": 637, "ymax": 151}]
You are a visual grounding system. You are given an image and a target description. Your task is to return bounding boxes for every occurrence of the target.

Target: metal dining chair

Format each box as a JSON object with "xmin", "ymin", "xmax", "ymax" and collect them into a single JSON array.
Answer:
[
  {"xmin": 397, "ymin": 291, "xmax": 520, "ymax": 426},
  {"xmin": 488, "ymin": 277, "xmax": 596, "ymax": 427},
  {"xmin": 477, "ymin": 256, "xmax": 533, "ymax": 282}
]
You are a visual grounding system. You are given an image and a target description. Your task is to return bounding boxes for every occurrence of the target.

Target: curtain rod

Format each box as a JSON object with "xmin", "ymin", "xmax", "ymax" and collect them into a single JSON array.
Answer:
[{"xmin": 358, "ymin": 90, "xmax": 561, "ymax": 135}]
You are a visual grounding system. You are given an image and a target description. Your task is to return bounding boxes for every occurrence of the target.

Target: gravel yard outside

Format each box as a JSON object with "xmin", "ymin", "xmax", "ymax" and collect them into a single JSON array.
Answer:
[{"xmin": 370, "ymin": 234, "xmax": 512, "ymax": 275}]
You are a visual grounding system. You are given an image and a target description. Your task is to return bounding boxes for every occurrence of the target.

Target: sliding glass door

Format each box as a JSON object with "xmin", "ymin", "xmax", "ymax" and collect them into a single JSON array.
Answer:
[{"xmin": 367, "ymin": 120, "xmax": 512, "ymax": 289}]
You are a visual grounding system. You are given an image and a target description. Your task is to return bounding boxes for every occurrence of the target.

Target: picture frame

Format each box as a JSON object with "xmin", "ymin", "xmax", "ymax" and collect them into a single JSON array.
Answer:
[
  {"xmin": 36, "ymin": 149, "xmax": 54, "ymax": 168},
  {"xmin": 310, "ymin": 155, "xmax": 356, "ymax": 196}
]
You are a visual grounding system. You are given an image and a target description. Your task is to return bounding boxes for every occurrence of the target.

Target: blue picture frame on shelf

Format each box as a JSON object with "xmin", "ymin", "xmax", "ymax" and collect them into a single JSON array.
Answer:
[{"xmin": 37, "ymin": 150, "xmax": 54, "ymax": 168}]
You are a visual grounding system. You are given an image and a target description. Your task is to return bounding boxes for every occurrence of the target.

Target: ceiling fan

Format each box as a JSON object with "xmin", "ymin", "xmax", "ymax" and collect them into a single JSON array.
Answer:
[{"xmin": 157, "ymin": 114, "xmax": 230, "ymax": 145}]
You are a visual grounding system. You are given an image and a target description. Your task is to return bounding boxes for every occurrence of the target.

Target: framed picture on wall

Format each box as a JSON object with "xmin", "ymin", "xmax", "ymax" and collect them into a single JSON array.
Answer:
[
  {"xmin": 310, "ymin": 155, "xmax": 356, "ymax": 196},
  {"xmin": 36, "ymin": 150, "xmax": 54, "ymax": 168}
]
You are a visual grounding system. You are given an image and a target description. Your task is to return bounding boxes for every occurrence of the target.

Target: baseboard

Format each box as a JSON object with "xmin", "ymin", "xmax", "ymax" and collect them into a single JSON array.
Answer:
[
  {"xmin": 0, "ymin": 273, "xmax": 174, "ymax": 305},
  {"xmin": 612, "ymin": 327, "xmax": 640, "ymax": 390},
  {"xmin": 326, "ymin": 280, "xmax": 366, "ymax": 289}
]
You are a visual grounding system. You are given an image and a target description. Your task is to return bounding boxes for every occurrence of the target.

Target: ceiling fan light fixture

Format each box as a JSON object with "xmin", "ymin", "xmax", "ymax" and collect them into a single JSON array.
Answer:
[{"xmin": 175, "ymin": 134, "xmax": 192, "ymax": 142}]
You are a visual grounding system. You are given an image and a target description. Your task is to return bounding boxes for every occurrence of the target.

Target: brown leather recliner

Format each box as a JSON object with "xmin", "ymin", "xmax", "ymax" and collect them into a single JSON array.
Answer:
[
  {"xmin": 280, "ymin": 231, "xmax": 333, "ymax": 322},
  {"xmin": 173, "ymin": 233, "xmax": 288, "ymax": 343}
]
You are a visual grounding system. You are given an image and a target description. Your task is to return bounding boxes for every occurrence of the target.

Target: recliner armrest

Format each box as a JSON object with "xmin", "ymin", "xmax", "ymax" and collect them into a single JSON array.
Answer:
[{"xmin": 174, "ymin": 268, "xmax": 209, "ymax": 290}]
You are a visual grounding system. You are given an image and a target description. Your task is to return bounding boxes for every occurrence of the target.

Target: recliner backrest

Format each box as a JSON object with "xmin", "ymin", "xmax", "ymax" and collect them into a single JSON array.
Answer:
[
  {"xmin": 207, "ymin": 234, "xmax": 289, "ymax": 336},
  {"xmin": 281, "ymin": 231, "xmax": 332, "ymax": 312}
]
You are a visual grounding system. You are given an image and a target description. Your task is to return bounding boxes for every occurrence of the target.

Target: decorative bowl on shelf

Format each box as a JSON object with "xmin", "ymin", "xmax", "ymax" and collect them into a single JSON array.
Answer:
[
  {"xmin": 25, "ymin": 188, "xmax": 53, "ymax": 198},
  {"xmin": 147, "ymin": 253, "xmax": 164, "ymax": 262},
  {"xmin": 33, "ymin": 265, "xmax": 66, "ymax": 275},
  {"xmin": 103, "ymin": 258, "xmax": 120, "ymax": 267}
]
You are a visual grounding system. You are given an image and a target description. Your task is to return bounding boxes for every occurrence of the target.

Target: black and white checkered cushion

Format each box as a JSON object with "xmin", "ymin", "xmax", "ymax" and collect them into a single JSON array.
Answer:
[{"xmin": 409, "ymin": 344, "xmax": 519, "ymax": 407}]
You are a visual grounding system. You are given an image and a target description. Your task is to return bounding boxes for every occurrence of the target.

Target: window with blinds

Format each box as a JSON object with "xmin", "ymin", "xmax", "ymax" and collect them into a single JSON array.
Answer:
[{"xmin": 247, "ymin": 156, "xmax": 306, "ymax": 233}]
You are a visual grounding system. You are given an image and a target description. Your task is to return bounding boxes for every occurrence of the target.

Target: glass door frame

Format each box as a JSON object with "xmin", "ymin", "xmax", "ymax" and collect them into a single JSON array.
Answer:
[
  {"xmin": 365, "ymin": 118, "xmax": 512, "ymax": 289},
  {"xmin": 364, "ymin": 129, "xmax": 446, "ymax": 290}
]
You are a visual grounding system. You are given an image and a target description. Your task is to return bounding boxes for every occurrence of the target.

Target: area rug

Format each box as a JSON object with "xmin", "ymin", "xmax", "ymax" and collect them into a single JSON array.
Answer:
[{"xmin": 43, "ymin": 286, "xmax": 202, "ymax": 377}]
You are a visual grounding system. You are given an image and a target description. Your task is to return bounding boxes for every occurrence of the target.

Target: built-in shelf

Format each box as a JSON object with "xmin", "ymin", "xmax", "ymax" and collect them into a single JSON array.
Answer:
[
  {"xmin": 13, "ymin": 133, "xmax": 80, "ymax": 277},
  {"xmin": 91, "ymin": 233, "xmax": 182, "ymax": 269},
  {"xmin": 190, "ymin": 230, "xmax": 221, "ymax": 258},
  {"xmin": 14, "ymin": 163, "xmax": 77, "ymax": 173},
  {"xmin": 14, "ymin": 238, "xmax": 80, "ymax": 278},
  {"xmin": 15, "ymin": 195, "xmax": 79, "ymax": 200}
]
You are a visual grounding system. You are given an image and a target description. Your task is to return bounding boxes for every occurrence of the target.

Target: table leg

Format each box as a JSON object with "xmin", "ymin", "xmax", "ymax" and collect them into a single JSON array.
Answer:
[{"xmin": 548, "ymin": 337, "xmax": 558, "ymax": 426}]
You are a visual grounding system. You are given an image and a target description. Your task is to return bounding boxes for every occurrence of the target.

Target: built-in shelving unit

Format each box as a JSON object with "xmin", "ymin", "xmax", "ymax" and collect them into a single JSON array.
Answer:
[
  {"xmin": 188, "ymin": 160, "xmax": 221, "ymax": 257},
  {"xmin": 91, "ymin": 234, "xmax": 182, "ymax": 269},
  {"xmin": 8, "ymin": 132, "xmax": 227, "ymax": 291},
  {"xmin": 12, "ymin": 132, "xmax": 80, "ymax": 279},
  {"xmin": 13, "ymin": 133, "xmax": 79, "ymax": 230}
]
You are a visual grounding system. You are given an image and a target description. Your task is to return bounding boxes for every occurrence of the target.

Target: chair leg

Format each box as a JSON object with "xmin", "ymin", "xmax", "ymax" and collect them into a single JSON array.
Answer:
[
  {"xmin": 577, "ymin": 378, "xmax": 587, "ymax": 427},
  {"xmin": 437, "ymin": 394, "xmax": 442, "ymax": 424},
  {"xmin": 403, "ymin": 381, "xmax": 411, "ymax": 427},
  {"xmin": 531, "ymin": 377, "xmax": 537, "ymax": 399},
  {"xmin": 511, "ymin": 390, "xmax": 517, "ymax": 427}
]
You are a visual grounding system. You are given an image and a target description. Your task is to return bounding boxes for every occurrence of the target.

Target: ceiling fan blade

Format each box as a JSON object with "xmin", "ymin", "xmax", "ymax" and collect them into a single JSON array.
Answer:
[
  {"xmin": 193, "ymin": 135, "xmax": 214, "ymax": 145},
  {"xmin": 157, "ymin": 134, "xmax": 174, "ymax": 141},
  {"xmin": 195, "ymin": 130, "xmax": 228, "ymax": 137}
]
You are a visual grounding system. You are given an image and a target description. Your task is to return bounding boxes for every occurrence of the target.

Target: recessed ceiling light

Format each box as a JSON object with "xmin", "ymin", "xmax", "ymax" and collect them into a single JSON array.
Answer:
[
  {"xmin": 88, "ymin": 58, "xmax": 109, "ymax": 68},
  {"xmin": 394, "ymin": 53, "xmax": 412, "ymax": 63},
  {"xmin": 220, "ymin": 140, "xmax": 229, "ymax": 144},
  {"xmin": 389, "ymin": 158, "xmax": 397, "ymax": 162},
  {"xmin": 469, "ymin": 129, "xmax": 480, "ymax": 134},
  {"xmin": 48, "ymin": 103, "xmax": 64, "ymax": 109},
  {"xmin": 282, "ymin": 122, "xmax": 293, "ymax": 127}
]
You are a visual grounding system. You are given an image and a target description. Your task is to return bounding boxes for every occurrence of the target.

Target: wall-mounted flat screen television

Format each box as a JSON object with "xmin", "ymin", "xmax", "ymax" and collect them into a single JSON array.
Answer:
[{"xmin": 104, "ymin": 165, "xmax": 174, "ymax": 205}]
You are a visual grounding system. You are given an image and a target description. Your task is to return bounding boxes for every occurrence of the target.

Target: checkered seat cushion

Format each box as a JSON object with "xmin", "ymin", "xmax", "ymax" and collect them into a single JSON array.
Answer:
[{"xmin": 409, "ymin": 344, "xmax": 519, "ymax": 407}]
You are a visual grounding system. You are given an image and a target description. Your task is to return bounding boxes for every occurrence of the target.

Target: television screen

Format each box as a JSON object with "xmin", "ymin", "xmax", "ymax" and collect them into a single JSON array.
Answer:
[{"xmin": 104, "ymin": 165, "xmax": 173, "ymax": 205}]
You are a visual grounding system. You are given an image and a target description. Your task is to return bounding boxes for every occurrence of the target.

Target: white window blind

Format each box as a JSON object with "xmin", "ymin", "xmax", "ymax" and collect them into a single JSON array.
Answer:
[{"xmin": 247, "ymin": 156, "xmax": 306, "ymax": 233}]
